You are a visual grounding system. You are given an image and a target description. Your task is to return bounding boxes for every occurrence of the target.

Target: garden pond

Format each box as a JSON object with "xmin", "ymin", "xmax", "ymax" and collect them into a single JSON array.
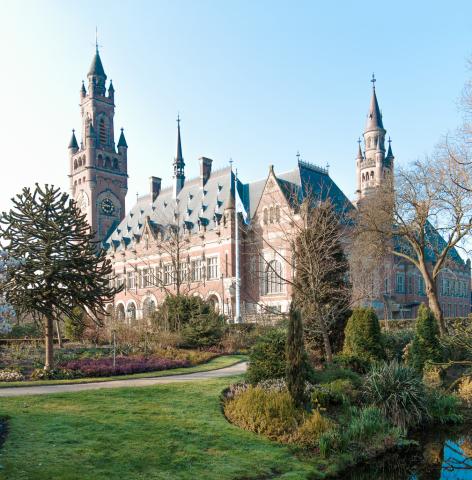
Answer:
[{"xmin": 341, "ymin": 425, "xmax": 472, "ymax": 480}]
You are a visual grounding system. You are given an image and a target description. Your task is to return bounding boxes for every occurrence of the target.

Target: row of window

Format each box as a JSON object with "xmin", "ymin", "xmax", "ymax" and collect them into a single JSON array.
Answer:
[
  {"xmin": 262, "ymin": 205, "xmax": 281, "ymax": 225},
  {"xmin": 73, "ymin": 155, "xmax": 120, "ymax": 171},
  {"xmin": 441, "ymin": 303, "xmax": 469, "ymax": 318},
  {"xmin": 361, "ymin": 170, "xmax": 374, "ymax": 182},
  {"xmin": 393, "ymin": 273, "xmax": 468, "ymax": 298},
  {"xmin": 114, "ymin": 257, "xmax": 220, "ymax": 290},
  {"xmin": 440, "ymin": 277, "xmax": 469, "ymax": 298}
]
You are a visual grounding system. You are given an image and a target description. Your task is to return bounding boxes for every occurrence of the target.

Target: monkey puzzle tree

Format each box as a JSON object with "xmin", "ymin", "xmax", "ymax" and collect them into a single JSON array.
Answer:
[{"xmin": 0, "ymin": 184, "xmax": 120, "ymax": 369}]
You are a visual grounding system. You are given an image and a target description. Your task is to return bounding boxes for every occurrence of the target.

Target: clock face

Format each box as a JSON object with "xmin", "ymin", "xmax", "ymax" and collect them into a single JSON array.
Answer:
[{"xmin": 100, "ymin": 197, "xmax": 115, "ymax": 216}]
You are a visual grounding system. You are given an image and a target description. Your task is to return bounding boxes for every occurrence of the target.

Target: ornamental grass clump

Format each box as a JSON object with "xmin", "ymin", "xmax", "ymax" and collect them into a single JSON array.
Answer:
[
  {"xmin": 363, "ymin": 361, "xmax": 430, "ymax": 430},
  {"xmin": 223, "ymin": 386, "xmax": 302, "ymax": 440},
  {"xmin": 291, "ymin": 410, "xmax": 335, "ymax": 449}
]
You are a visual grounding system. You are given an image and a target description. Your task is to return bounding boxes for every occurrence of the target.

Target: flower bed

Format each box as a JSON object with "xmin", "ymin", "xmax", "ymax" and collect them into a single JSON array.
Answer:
[{"xmin": 59, "ymin": 356, "xmax": 190, "ymax": 377}]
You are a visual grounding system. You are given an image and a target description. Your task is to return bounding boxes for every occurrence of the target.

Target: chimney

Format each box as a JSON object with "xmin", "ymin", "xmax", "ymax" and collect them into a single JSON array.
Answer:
[
  {"xmin": 150, "ymin": 176, "xmax": 161, "ymax": 202},
  {"xmin": 199, "ymin": 157, "xmax": 212, "ymax": 187}
]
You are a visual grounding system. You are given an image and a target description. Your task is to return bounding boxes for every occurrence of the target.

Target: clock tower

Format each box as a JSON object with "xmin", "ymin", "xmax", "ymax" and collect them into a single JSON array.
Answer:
[{"xmin": 68, "ymin": 46, "xmax": 128, "ymax": 244}]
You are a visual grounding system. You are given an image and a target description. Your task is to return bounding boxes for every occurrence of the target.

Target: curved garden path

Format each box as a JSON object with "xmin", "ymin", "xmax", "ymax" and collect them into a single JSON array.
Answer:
[{"xmin": 0, "ymin": 361, "xmax": 247, "ymax": 397}]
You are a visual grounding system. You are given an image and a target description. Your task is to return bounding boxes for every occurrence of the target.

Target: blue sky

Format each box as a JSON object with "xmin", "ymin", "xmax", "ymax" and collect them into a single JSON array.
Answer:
[{"xmin": 1, "ymin": 0, "xmax": 472, "ymax": 211}]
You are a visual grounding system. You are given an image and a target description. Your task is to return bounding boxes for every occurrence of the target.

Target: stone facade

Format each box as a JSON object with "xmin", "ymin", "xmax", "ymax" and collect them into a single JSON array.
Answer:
[{"xmin": 69, "ymin": 51, "xmax": 471, "ymax": 321}]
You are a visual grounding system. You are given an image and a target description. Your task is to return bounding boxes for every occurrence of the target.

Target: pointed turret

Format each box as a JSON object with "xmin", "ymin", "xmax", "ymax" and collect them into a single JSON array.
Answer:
[
  {"xmin": 365, "ymin": 74, "xmax": 384, "ymax": 132},
  {"xmin": 108, "ymin": 80, "xmax": 115, "ymax": 101},
  {"xmin": 68, "ymin": 129, "xmax": 79, "ymax": 151},
  {"xmin": 87, "ymin": 47, "xmax": 107, "ymax": 97},
  {"xmin": 356, "ymin": 138, "xmax": 363, "ymax": 160},
  {"xmin": 385, "ymin": 137, "xmax": 394, "ymax": 168},
  {"xmin": 173, "ymin": 115, "xmax": 185, "ymax": 198},
  {"xmin": 80, "ymin": 80, "xmax": 86, "ymax": 99},
  {"xmin": 117, "ymin": 128, "xmax": 128, "ymax": 148}
]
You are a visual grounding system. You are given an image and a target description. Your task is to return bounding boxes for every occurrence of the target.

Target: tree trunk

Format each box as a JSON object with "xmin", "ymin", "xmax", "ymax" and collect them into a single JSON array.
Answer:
[
  {"xmin": 45, "ymin": 315, "xmax": 54, "ymax": 370},
  {"xmin": 423, "ymin": 270, "xmax": 446, "ymax": 335},
  {"xmin": 55, "ymin": 319, "xmax": 63, "ymax": 348},
  {"xmin": 320, "ymin": 319, "xmax": 333, "ymax": 363}
]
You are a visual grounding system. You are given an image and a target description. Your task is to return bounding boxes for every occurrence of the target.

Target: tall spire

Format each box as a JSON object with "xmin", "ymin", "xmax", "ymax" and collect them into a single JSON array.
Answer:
[
  {"xmin": 68, "ymin": 129, "xmax": 79, "ymax": 150},
  {"xmin": 117, "ymin": 128, "xmax": 128, "ymax": 148},
  {"xmin": 173, "ymin": 115, "xmax": 185, "ymax": 198},
  {"xmin": 365, "ymin": 73, "xmax": 384, "ymax": 131}
]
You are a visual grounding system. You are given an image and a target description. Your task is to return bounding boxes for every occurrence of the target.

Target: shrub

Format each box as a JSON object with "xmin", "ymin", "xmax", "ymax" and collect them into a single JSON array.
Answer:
[
  {"xmin": 343, "ymin": 308, "xmax": 386, "ymax": 361},
  {"xmin": 383, "ymin": 329, "xmax": 415, "ymax": 362},
  {"xmin": 59, "ymin": 356, "xmax": 189, "ymax": 377},
  {"xmin": 310, "ymin": 364, "xmax": 362, "ymax": 387},
  {"xmin": 318, "ymin": 428, "xmax": 345, "ymax": 458},
  {"xmin": 332, "ymin": 353, "xmax": 370, "ymax": 374},
  {"xmin": 152, "ymin": 295, "xmax": 213, "ymax": 332},
  {"xmin": 0, "ymin": 369, "xmax": 24, "ymax": 382},
  {"xmin": 427, "ymin": 391, "xmax": 463, "ymax": 424},
  {"xmin": 246, "ymin": 329, "xmax": 287, "ymax": 384},
  {"xmin": 408, "ymin": 304, "xmax": 442, "ymax": 372},
  {"xmin": 180, "ymin": 312, "xmax": 224, "ymax": 348},
  {"xmin": 311, "ymin": 379, "xmax": 357, "ymax": 409},
  {"xmin": 422, "ymin": 362, "xmax": 444, "ymax": 389},
  {"xmin": 223, "ymin": 386, "xmax": 302, "ymax": 440},
  {"xmin": 457, "ymin": 376, "xmax": 472, "ymax": 407},
  {"xmin": 363, "ymin": 361, "xmax": 430, "ymax": 430},
  {"xmin": 7, "ymin": 322, "xmax": 42, "ymax": 338},
  {"xmin": 291, "ymin": 410, "xmax": 334, "ymax": 448}
]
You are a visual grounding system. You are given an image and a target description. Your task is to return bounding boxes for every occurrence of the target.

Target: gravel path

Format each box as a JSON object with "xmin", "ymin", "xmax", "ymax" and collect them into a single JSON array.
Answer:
[{"xmin": 0, "ymin": 361, "xmax": 247, "ymax": 397}]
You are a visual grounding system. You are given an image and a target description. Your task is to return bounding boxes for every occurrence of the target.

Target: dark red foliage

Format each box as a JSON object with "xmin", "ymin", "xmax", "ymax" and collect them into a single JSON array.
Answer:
[{"xmin": 59, "ymin": 356, "xmax": 190, "ymax": 377}]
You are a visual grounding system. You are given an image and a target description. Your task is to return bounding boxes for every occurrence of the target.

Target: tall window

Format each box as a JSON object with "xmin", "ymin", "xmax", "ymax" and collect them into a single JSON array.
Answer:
[
  {"xmin": 266, "ymin": 260, "xmax": 283, "ymax": 294},
  {"xmin": 143, "ymin": 298, "xmax": 156, "ymax": 319},
  {"xmin": 396, "ymin": 273, "xmax": 405, "ymax": 294},
  {"xmin": 127, "ymin": 303, "xmax": 136, "ymax": 322},
  {"xmin": 263, "ymin": 208, "xmax": 268, "ymax": 225},
  {"xmin": 191, "ymin": 259, "xmax": 204, "ymax": 282},
  {"xmin": 142, "ymin": 268, "xmax": 152, "ymax": 288},
  {"xmin": 180, "ymin": 262, "xmax": 189, "ymax": 283},
  {"xmin": 418, "ymin": 276, "xmax": 425, "ymax": 296},
  {"xmin": 116, "ymin": 304, "xmax": 125, "ymax": 321},
  {"xmin": 126, "ymin": 270, "xmax": 136, "ymax": 290},
  {"xmin": 164, "ymin": 264, "xmax": 173, "ymax": 285},
  {"xmin": 207, "ymin": 256, "xmax": 219, "ymax": 280},
  {"xmin": 99, "ymin": 118, "xmax": 107, "ymax": 145}
]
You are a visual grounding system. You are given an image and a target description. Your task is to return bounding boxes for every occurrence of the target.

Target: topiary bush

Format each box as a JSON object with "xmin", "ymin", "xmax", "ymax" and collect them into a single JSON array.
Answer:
[
  {"xmin": 246, "ymin": 329, "xmax": 287, "ymax": 384},
  {"xmin": 363, "ymin": 361, "xmax": 429, "ymax": 430},
  {"xmin": 223, "ymin": 385, "xmax": 302, "ymax": 440},
  {"xmin": 64, "ymin": 306, "xmax": 87, "ymax": 341},
  {"xmin": 407, "ymin": 304, "xmax": 442, "ymax": 373},
  {"xmin": 343, "ymin": 307, "xmax": 386, "ymax": 362}
]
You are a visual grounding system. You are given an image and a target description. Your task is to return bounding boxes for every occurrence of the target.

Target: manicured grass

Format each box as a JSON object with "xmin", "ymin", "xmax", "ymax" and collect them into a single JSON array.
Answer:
[
  {"xmin": 0, "ymin": 376, "xmax": 332, "ymax": 480},
  {"xmin": 0, "ymin": 355, "xmax": 246, "ymax": 388}
]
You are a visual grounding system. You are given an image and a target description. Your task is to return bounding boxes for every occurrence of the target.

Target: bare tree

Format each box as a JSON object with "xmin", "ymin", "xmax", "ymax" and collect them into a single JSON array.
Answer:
[
  {"xmin": 355, "ymin": 156, "xmax": 472, "ymax": 335},
  {"xmin": 245, "ymin": 189, "xmax": 351, "ymax": 362}
]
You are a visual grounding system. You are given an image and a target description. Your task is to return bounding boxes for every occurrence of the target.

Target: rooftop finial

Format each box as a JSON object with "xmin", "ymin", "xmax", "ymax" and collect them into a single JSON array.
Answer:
[
  {"xmin": 296, "ymin": 150, "xmax": 301, "ymax": 162},
  {"xmin": 388, "ymin": 136, "xmax": 392, "ymax": 146},
  {"xmin": 95, "ymin": 26, "xmax": 99, "ymax": 53},
  {"xmin": 371, "ymin": 73, "xmax": 376, "ymax": 89}
]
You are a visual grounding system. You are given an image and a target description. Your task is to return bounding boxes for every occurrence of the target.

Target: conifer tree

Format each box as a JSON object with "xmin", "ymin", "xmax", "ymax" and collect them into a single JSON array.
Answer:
[
  {"xmin": 343, "ymin": 307, "xmax": 386, "ymax": 361},
  {"xmin": 408, "ymin": 303, "xmax": 442, "ymax": 372},
  {"xmin": 0, "ymin": 184, "xmax": 121, "ymax": 369},
  {"xmin": 286, "ymin": 301, "xmax": 307, "ymax": 408}
]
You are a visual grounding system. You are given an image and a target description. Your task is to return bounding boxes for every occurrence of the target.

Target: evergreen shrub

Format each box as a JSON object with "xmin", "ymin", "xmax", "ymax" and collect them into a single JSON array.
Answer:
[
  {"xmin": 408, "ymin": 304, "xmax": 442, "ymax": 372},
  {"xmin": 246, "ymin": 329, "xmax": 287, "ymax": 384},
  {"xmin": 343, "ymin": 308, "xmax": 386, "ymax": 361}
]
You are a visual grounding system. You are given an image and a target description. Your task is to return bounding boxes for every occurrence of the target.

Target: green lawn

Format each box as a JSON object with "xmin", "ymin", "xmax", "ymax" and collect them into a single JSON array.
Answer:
[
  {"xmin": 0, "ymin": 355, "xmax": 246, "ymax": 388},
  {"xmin": 0, "ymin": 376, "xmax": 333, "ymax": 480}
]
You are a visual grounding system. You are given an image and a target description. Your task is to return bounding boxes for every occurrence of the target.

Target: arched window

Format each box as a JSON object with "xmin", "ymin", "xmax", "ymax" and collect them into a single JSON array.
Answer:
[
  {"xmin": 116, "ymin": 304, "xmax": 125, "ymax": 321},
  {"xmin": 112, "ymin": 158, "xmax": 119, "ymax": 170},
  {"xmin": 367, "ymin": 138, "xmax": 371, "ymax": 148},
  {"xmin": 269, "ymin": 206, "xmax": 274, "ymax": 224},
  {"xmin": 362, "ymin": 173, "xmax": 365, "ymax": 182},
  {"xmin": 127, "ymin": 303, "xmax": 136, "ymax": 322},
  {"xmin": 104, "ymin": 157, "xmax": 111, "ymax": 169},
  {"xmin": 370, "ymin": 171, "xmax": 374, "ymax": 179},
  {"xmin": 74, "ymin": 159, "xmax": 78, "ymax": 169},
  {"xmin": 97, "ymin": 154, "xmax": 103, "ymax": 167},
  {"xmin": 142, "ymin": 298, "xmax": 156, "ymax": 319},
  {"xmin": 99, "ymin": 118, "xmax": 107, "ymax": 146},
  {"xmin": 275, "ymin": 205, "xmax": 280, "ymax": 223},
  {"xmin": 266, "ymin": 260, "xmax": 283, "ymax": 294},
  {"xmin": 263, "ymin": 208, "xmax": 268, "ymax": 225}
]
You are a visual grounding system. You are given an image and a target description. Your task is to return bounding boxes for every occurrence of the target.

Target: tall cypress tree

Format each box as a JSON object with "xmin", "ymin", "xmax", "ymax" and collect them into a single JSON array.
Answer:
[
  {"xmin": 286, "ymin": 300, "xmax": 307, "ymax": 408},
  {"xmin": 0, "ymin": 184, "xmax": 121, "ymax": 369}
]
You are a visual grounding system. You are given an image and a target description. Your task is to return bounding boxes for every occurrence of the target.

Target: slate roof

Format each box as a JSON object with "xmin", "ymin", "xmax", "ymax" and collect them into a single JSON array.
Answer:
[
  {"xmin": 365, "ymin": 87, "xmax": 384, "ymax": 131},
  {"xmin": 104, "ymin": 159, "xmax": 352, "ymax": 252},
  {"xmin": 88, "ymin": 51, "xmax": 106, "ymax": 78}
]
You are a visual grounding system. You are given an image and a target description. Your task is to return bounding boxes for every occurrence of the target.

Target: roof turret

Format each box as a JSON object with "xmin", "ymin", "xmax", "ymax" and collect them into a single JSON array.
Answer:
[{"xmin": 365, "ymin": 74, "xmax": 384, "ymax": 131}]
